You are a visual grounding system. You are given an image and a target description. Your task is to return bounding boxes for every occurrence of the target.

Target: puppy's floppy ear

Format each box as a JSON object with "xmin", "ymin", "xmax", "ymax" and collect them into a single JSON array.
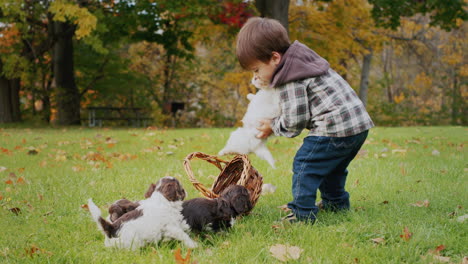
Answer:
[
  {"xmin": 217, "ymin": 198, "xmax": 234, "ymax": 219},
  {"xmin": 144, "ymin": 183, "xmax": 157, "ymax": 198},
  {"xmin": 158, "ymin": 180, "xmax": 186, "ymax": 201},
  {"xmin": 230, "ymin": 193, "xmax": 253, "ymax": 215}
]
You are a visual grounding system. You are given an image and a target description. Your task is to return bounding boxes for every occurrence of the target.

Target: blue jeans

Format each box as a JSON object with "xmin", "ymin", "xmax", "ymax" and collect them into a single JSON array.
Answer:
[{"xmin": 287, "ymin": 130, "xmax": 368, "ymax": 221}]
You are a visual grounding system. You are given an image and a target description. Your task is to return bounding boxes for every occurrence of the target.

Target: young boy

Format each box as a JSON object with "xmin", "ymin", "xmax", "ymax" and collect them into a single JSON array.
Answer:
[{"xmin": 236, "ymin": 17, "xmax": 374, "ymax": 223}]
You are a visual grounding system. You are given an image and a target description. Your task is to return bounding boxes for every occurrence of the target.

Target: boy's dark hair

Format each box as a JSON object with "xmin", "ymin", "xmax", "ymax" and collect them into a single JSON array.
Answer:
[{"xmin": 236, "ymin": 17, "xmax": 290, "ymax": 69}]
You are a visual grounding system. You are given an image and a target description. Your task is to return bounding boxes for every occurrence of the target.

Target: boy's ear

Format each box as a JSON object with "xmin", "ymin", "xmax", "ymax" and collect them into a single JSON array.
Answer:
[{"xmin": 271, "ymin": 52, "xmax": 282, "ymax": 64}]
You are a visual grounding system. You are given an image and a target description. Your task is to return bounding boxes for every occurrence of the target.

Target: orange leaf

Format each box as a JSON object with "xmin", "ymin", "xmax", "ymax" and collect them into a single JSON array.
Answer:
[
  {"xmin": 17, "ymin": 177, "xmax": 26, "ymax": 184},
  {"xmin": 174, "ymin": 248, "xmax": 191, "ymax": 264},
  {"xmin": 1, "ymin": 147, "xmax": 11, "ymax": 154},
  {"xmin": 426, "ymin": 244, "xmax": 446, "ymax": 256},
  {"xmin": 107, "ymin": 143, "xmax": 115, "ymax": 148},
  {"xmin": 25, "ymin": 245, "xmax": 40, "ymax": 257},
  {"xmin": 400, "ymin": 227, "xmax": 413, "ymax": 241},
  {"xmin": 5, "ymin": 179, "xmax": 13, "ymax": 185},
  {"xmin": 0, "ymin": 194, "xmax": 3, "ymax": 200},
  {"xmin": 81, "ymin": 204, "xmax": 89, "ymax": 210}
]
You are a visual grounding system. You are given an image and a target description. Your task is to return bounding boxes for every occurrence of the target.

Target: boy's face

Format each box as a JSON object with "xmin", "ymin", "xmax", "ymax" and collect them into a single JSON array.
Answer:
[{"xmin": 249, "ymin": 52, "xmax": 281, "ymax": 88}]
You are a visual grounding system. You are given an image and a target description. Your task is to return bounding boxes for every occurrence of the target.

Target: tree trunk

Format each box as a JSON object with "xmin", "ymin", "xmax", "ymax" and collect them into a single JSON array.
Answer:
[
  {"xmin": 255, "ymin": 0, "xmax": 290, "ymax": 32},
  {"xmin": 0, "ymin": 61, "xmax": 21, "ymax": 123},
  {"xmin": 383, "ymin": 46, "xmax": 393, "ymax": 102},
  {"xmin": 52, "ymin": 21, "xmax": 81, "ymax": 125},
  {"xmin": 359, "ymin": 51, "xmax": 373, "ymax": 107},
  {"xmin": 451, "ymin": 69, "xmax": 461, "ymax": 125}
]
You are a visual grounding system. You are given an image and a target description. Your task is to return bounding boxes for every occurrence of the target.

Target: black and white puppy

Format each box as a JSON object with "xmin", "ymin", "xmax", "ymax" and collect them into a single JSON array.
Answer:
[
  {"xmin": 181, "ymin": 185, "xmax": 253, "ymax": 232},
  {"xmin": 108, "ymin": 177, "xmax": 187, "ymax": 222},
  {"xmin": 88, "ymin": 176, "xmax": 196, "ymax": 250}
]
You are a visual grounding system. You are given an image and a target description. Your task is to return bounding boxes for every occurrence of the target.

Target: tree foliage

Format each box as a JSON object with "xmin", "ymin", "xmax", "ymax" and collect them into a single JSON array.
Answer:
[
  {"xmin": 368, "ymin": 0, "xmax": 467, "ymax": 31},
  {"xmin": 0, "ymin": 0, "xmax": 466, "ymax": 126}
]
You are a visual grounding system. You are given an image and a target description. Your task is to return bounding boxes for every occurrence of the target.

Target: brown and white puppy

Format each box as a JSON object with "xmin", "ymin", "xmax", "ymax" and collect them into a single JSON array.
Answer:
[
  {"xmin": 88, "ymin": 176, "xmax": 196, "ymax": 250},
  {"xmin": 108, "ymin": 177, "xmax": 187, "ymax": 222},
  {"xmin": 181, "ymin": 185, "xmax": 253, "ymax": 232}
]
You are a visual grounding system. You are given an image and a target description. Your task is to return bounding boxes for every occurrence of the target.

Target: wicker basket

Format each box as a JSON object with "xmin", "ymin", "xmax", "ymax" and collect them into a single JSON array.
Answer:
[{"xmin": 183, "ymin": 152, "xmax": 263, "ymax": 209}]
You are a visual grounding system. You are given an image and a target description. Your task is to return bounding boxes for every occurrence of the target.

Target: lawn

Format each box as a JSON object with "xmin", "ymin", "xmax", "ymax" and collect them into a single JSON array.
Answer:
[{"xmin": 0, "ymin": 126, "xmax": 466, "ymax": 263}]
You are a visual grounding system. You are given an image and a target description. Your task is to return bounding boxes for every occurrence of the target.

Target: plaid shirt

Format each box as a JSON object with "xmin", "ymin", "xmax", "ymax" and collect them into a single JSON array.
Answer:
[{"xmin": 271, "ymin": 69, "xmax": 374, "ymax": 138}]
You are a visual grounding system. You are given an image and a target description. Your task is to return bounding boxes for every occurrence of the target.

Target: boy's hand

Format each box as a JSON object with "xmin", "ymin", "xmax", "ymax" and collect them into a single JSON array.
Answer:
[{"xmin": 256, "ymin": 119, "xmax": 273, "ymax": 139}]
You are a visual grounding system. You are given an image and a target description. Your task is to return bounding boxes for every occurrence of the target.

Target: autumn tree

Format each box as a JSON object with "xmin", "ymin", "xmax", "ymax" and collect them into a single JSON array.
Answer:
[
  {"xmin": 289, "ymin": 0, "xmax": 387, "ymax": 106},
  {"xmin": 368, "ymin": 0, "xmax": 467, "ymax": 31},
  {"xmin": 0, "ymin": 22, "xmax": 21, "ymax": 123}
]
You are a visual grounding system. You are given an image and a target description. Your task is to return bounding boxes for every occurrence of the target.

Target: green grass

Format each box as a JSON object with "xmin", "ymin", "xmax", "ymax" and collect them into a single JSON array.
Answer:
[{"xmin": 0, "ymin": 126, "xmax": 466, "ymax": 263}]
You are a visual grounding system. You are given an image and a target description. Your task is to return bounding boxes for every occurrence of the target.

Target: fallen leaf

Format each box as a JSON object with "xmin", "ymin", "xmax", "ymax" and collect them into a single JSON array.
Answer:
[
  {"xmin": 270, "ymin": 244, "xmax": 303, "ymax": 262},
  {"xmin": 432, "ymin": 244, "xmax": 446, "ymax": 254},
  {"xmin": 457, "ymin": 214, "xmax": 468, "ymax": 223},
  {"xmin": 392, "ymin": 149, "xmax": 407, "ymax": 154},
  {"xmin": 25, "ymin": 245, "xmax": 40, "ymax": 257},
  {"xmin": 1, "ymin": 147, "xmax": 12, "ymax": 154},
  {"xmin": 24, "ymin": 244, "xmax": 52, "ymax": 258},
  {"xmin": 0, "ymin": 247, "xmax": 9, "ymax": 257},
  {"xmin": 357, "ymin": 149, "xmax": 368, "ymax": 158},
  {"xmin": 353, "ymin": 179, "xmax": 360, "ymax": 187},
  {"xmin": 55, "ymin": 155, "xmax": 67, "ymax": 161},
  {"xmin": 16, "ymin": 177, "xmax": 25, "ymax": 184},
  {"xmin": 371, "ymin": 237, "xmax": 385, "ymax": 244},
  {"xmin": 410, "ymin": 200, "xmax": 430, "ymax": 207},
  {"xmin": 81, "ymin": 204, "xmax": 89, "ymax": 210},
  {"xmin": 43, "ymin": 211, "xmax": 53, "ymax": 216},
  {"xmin": 72, "ymin": 166, "xmax": 85, "ymax": 172},
  {"xmin": 271, "ymin": 224, "xmax": 282, "ymax": 231},
  {"xmin": 174, "ymin": 248, "xmax": 192, "ymax": 264},
  {"xmin": 105, "ymin": 137, "xmax": 117, "ymax": 144},
  {"xmin": 400, "ymin": 227, "xmax": 412, "ymax": 241},
  {"xmin": 9, "ymin": 207, "xmax": 21, "ymax": 215},
  {"xmin": 432, "ymin": 255, "xmax": 450, "ymax": 262},
  {"xmin": 277, "ymin": 204, "xmax": 291, "ymax": 212},
  {"xmin": 27, "ymin": 149, "xmax": 39, "ymax": 155},
  {"xmin": 5, "ymin": 179, "xmax": 13, "ymax": 185}
]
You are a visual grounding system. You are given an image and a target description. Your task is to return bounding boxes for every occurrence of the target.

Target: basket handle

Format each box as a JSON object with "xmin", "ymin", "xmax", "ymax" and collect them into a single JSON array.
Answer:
[
  {"xmin": 237, "ymin": 154, "xmax": 253, "ymax": 186},
  {"xmin": 183, "ymin": 152, "xmax": 229, "ymax": 198}
]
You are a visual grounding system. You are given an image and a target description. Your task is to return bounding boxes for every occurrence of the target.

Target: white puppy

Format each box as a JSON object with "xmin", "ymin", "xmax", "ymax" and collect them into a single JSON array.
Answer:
[
  {"xmin": 218, "ymin": 78, "xmax": 281, "ymax": 168},
  {"xmin": 87, "ymin": 178, "xmax": 197, "ymax": 250}
]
